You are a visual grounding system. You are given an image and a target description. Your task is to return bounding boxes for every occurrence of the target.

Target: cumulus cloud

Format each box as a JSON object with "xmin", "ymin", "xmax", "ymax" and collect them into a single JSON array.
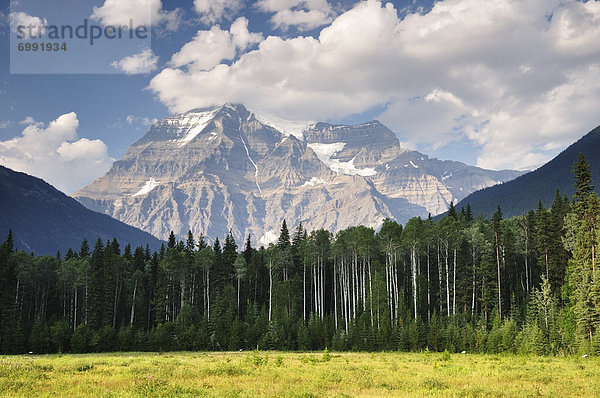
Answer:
[
  {"xmin": 111, "ymin": 49, "xmax": 159, "ymax": 74},
  {"xmin": 150, "ymin": 0, "xmax": 600, "ymax": 171},
  {"xmin": 256, "ymin": 0, "xmax": 334, "ymax": 31},
  {"xmin": 194, "ymin": 0, "xmax": 244, "ymax": 24},
  {"xmin": 10, "ymin": 11, "xmax": 48, "ymax": 39},
  {"xmin": 0, "ymin": 113, "xmax": 114, "ymax": 194},
  {"xmin": 170, "ymin": 17, "xmax": 262, "ymax": 71},
  {"xmin": 91, "ymin": 0, "xmax": 181, "ymax": 31}
]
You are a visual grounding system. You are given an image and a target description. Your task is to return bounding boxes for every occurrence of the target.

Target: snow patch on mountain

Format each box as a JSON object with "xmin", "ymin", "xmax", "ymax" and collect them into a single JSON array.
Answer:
[
  {"xmin": 308, "ymin": 142, "xmax": 377, "ymax": 177},
  {"xmin": 442, "ymin": 172, "xmax": 453, "ymax": 182},
  {"xmin": 302, "ymin": 177, "xmax": 326, "ymax": 187},
  {"xmin": 252, "ymin": 111, "xmax": 313, "ymax": 140},
  {"xmin": 177, "ymin": 109, "xmax": 218, "ymax": 147},
  {"xmin": 133, "ymin": 178, "xmax": 159, "ymax": 196}
]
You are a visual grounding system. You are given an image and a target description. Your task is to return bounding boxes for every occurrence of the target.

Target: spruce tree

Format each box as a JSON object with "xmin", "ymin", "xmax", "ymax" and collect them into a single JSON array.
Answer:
[
  {"xmin": 221, "ymin": 232, "xmax": 238, "ymax": 289},
  {"xmin": 278, "ymin": 220, "xmax": 291, "ymax": 249},
  {"xmin": 465, "ymin": 204, "xmax": 473, "ymax": 223},
  {"xmin": 197, "ymin": 233, "xmax": 207, "ymax": 251},
  {"xmin": 79, "ymin": 239, "xmax": 90, "ymax": 258},
  {"xmin": 448, "ymin": 201, "xmax": 457, "ymax": 219},
  {"xmin": 168, "ymin": 231, "xmax": 176, "ymax": 249},
  {"xmin": 185, "ymin": 230, "xmax": 195, "ymax": 254},
  {"xmin": 123, "ymin": 244, "xmax": 132, "ymax": 261},
  {"xmin": 243, "ymin": 234, "xmax": 253, "ymax": 265},
  {"xmin": 88, "ymin": 239, "xmax": 105, "ymax": 329},
  {"xmin": 573, "ymin": 153, "xmax": 594, "ymax": 205}
]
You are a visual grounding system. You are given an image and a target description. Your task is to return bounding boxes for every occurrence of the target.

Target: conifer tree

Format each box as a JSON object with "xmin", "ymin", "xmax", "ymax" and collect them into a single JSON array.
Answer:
[
  {"xmin": 278, "ymin": 220, "xmax": 291, "ymax": 250},
  {"xmin": 168, "ymin": 231, "xmax": 176, "ymax": 249},
  {"xmin": 448, "ymin": 201, "xmax": 457, "ymax": 219},
  {"xmin": 243, "ymin": 234, "xmax": 253, "ymax": 265},
  {"xmin": 573, "ymin": 153, "xmax": 594, "ymax": 205},
  {"xmin": 465, "ymin": 204, "xmax": 473, "ymax": 223},
  {"xmin": 79, "ymin": 239, "xmax": 90, "ymax": 258},
  {"xmin": 88, "ymin": 239, "xmax": 105, "ymax": 329}
]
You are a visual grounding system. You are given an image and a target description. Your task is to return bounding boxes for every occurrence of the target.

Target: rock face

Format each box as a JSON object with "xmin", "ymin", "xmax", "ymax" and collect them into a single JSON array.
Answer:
[{"xmin": 73, "ymin": 104, "xmax": 521, "ymax": 244}]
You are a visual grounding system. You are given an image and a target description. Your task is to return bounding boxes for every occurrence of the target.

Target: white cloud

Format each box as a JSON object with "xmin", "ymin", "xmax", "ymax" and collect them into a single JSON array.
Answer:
[
  {"xmin": 10, "ymin": 11, "xmax": 47, "ymax": 39},
  {"xmin": 0, "ymin": 121, "xmax": 12, "ymax": 129},
  {"xmin": 150, "ymin": 0, "xmax": 600, "ymax": 171},
  {"xmin": 19, "ymin": 116, "xmax": 37, "ymax": 125},
  {"xmin": 256, "ymin": 0, "xmax": 334, "ymax": 31},
  {"xmin": 0, "ymin": 113, "xmax": 114, "ymax": 194},
  {"xmin": 91, "ymin": 0, "xmax": 181, "ymax": 31},
  {"xmin": 194, "ymin": 0, "xmax": 244, "ymax": 24},
  {"xmin": 126, "ymin": 115, "xmax": 159, "ymax": 128},
  {"xmin": 111, "ymin": 48, "xmax": 159, "ymax": 74},
  {"xmin": 170, "ymin": 17, "xmax": 262, "ymax": 71}
]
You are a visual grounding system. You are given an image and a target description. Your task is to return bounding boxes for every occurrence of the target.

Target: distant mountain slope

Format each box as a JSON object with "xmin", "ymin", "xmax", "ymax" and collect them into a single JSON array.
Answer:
[
  {"xmin": 455, "ymin": 125, "xmax": 600, "ymax": 218},
  {"xmin": 0, "ymin": 166, "xmax": 163, "ymax": 255},
  {"xmin": 73, "ymin": 104, "xmax": 522, "ymax": 244}
]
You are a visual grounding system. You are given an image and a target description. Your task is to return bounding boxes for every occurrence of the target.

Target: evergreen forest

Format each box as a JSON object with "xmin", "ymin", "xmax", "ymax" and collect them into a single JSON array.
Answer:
[{"xmin": 2, "ymin": 154, "xmax": 600, "ymax": 356}]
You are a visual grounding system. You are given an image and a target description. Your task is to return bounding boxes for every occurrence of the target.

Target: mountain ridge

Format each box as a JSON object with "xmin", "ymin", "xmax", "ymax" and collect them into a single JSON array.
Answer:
[
  {"xmin": 453, "ymin": 124, "xmax": 600, "ymax": 218},
  {"xmin": 73, "ymin": 104, "xmax": 522, "ymax": 244},
  {"xmin": 0, "ymin": 165, "xmax": 163, "ymax": 255}
]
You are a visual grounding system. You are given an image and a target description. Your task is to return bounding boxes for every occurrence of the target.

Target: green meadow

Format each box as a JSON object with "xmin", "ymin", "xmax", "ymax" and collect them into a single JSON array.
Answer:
[{"xmin": 1, "ymin": 351, "xmax": 599, "ymax": 397}]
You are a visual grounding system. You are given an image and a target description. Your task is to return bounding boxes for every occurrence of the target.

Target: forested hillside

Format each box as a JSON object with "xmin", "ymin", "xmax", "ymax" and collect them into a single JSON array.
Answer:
[
  {"xmin": 1, "ymin": 155, "xmax": 600, "ymax": 355},
  {"xmin": 0, "ymin": 166, "xmax": 163, "ymax": 255},
  {"xmin": 454, "ymin": 124, "xmax": 600, "ymax": 218}
]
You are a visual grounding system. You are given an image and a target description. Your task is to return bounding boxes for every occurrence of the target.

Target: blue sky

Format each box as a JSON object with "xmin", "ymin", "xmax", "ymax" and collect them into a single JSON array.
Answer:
[{"xmin": 1, "ymin": 0, "xmax": 599, "ymax": 193}]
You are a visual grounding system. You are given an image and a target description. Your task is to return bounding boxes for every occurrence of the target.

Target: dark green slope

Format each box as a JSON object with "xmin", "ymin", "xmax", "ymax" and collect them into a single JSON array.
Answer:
[
  {"xmin": 0, "ymin": 165, "xmax": 163, "ymax": 255},
  {"xmin": 454, "ymin": 124, "xmax": 600, "ymax": 218}
]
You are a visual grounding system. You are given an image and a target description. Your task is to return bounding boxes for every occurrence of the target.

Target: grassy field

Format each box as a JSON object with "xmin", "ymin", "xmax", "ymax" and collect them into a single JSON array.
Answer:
[{"xmin": 1, "ymin": 350, "xmax": 599, "ymax": 397}]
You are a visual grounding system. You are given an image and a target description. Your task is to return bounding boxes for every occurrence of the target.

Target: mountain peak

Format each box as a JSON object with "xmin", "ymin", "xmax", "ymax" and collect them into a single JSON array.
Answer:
[
  {"xmin": 74, "ymin": 105, "xmax": 523, "ymax": 243},
  {"xmin": 184, "ymin": 103, "xmax": 248, "ymax": 115}
]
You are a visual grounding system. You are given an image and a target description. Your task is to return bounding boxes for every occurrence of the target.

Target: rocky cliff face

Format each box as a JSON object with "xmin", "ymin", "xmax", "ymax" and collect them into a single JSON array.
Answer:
[{"xmin": 74, "ymin": 104, "xmax": 521, "ymax": 244}]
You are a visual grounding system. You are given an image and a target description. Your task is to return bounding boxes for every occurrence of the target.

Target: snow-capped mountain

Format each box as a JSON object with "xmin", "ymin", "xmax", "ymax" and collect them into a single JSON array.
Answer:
[{"xmin": 73, "ymin": 104, "xmax": 521, "ymax": 244}]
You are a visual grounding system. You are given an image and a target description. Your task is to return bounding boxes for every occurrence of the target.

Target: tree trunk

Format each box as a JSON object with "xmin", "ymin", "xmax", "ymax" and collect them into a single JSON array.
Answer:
[
  {"xmin": 495, "ymin": 232, "xmax": 502, "ymax": 317},
  {"xmin": 207, "ymin": 270, "xmax": 210, "ymax": 321},
  {"xmin": 471, "ymin": 245, "xmax": 476, "ymax": 316},
  {"xmin": 427, "ymin": 246, "xmax": 431, "ymax": 322},
  {"xmin": 453, "ymin": 248, "xmax": 457, "ymax": 316},
  {"xmin": 303, "ymin": 261, "xmax": 306, "ymax": 321},
  {"xmin": 368, "ymin": 256, "xmax": 373, "ymax": 327},
  {"xmin": 180, "ymin": 278, "xmax": 185, "ymax": 310},
  {"xmin": 130, "ymin": 279, "xmax": 137, "ymax": 327},
  {"xmin": 445, "ymin": 242, "xmax": 450, "ymax": 317},
  {"xmin": 412, "ymin": 245, "xmax": 418, "ymax": 319},
  {"xmin": 524, "ymin": 225, "xmax": 529, "ymax": 294},
  {"xmin": 74, "ymin": 287, "xmax": 78, "ymax": 331},
  {"xmin": 113, "ymin": 277, "xmax": 119, "ymax": 328},
  {"xmin": 437, "ymin": 241, "xmax": 442, "ymax": 315},
  {"xmin": 268, "ymin": 259, "xmax": 273, "ymax": 322},
  {"xmin": 334, "ymin": 256, "xmax": 338, "ymax": 329}
]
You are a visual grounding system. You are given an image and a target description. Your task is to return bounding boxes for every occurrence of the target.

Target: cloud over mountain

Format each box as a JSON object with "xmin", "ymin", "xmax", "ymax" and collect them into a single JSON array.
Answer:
[
  {"xmin": 149, "ymin": 0, "xmax": 600, "ymax": 172},
  {"xmin": 0, "ymin": 113, "xmax": 114, "ymax": 194}
]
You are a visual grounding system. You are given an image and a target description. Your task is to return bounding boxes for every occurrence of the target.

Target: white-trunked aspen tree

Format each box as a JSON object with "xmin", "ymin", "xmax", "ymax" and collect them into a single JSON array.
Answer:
[
  {"xmin": 492, "ymin": 206, "xmax": 503, "ymax": 318},
  {"xmin": 378, "ymin": 219, "xmax": 402, "ymax": 324}
]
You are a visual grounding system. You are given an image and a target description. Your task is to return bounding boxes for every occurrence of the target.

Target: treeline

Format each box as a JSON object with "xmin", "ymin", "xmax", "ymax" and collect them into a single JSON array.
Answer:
[{"xmin": 1, "ymin": 154, "xmax": 600, "ymax": 355}]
